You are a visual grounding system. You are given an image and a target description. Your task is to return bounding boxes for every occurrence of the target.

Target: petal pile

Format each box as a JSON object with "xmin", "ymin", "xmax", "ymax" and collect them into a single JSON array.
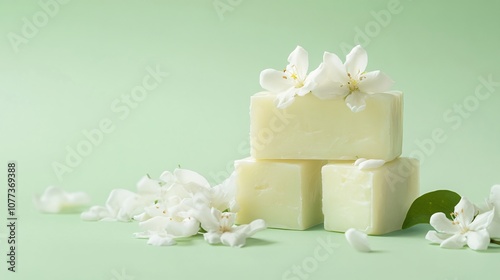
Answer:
[{"xmin": 81, "ymin": 169, "xmax": 266, "ymax": 247}]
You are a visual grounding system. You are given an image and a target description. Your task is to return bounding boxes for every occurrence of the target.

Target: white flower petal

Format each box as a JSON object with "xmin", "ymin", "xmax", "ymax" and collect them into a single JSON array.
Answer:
[
  {"xmin": 296, "ymin": 80, "xmax": 315, "ymax": 96},
  {"xmin": 440, "ymin": 234, "xmax": 467, "ymax": 249},
  {"xmin": 247, "ymin": 219, "xmax": 266, "ymax": 236},
  {"xmin": 454, "ymin": 197, "xmax": 475, "ymax": 227},
  {"xmin": 139, "ymin": 216, "xmax": 169, "ymax": 232},
  {"xmin": 487, "ymin": 185, "xmax": 500, "ymax": 238},
  {"xmin": 211, "ymin": 171, "xmax": 238, "ymax": 212},
  {"xmin": 345, "ymin": 91, "xmax": 368, "ymax": 113},
  {"xmin": 310, "ymin": 52, "xmax": 350, "ymax": 100},
  {"xmin": 466, "ymin": 229, "xmax": 491, "ymax": 250},
  {"xmin": 165, "ymin": 217, "xmax": 200, "ymax": 237},
  {"xmin": 425, "ymin": 230, "xmax": 452, "ymax": 244},
  {"xmin": 193, "ymin": 205, "xmax": 220, "ymax": 232},
  {"xmin": 159, "ymin": 171, "xmax": 174, "ymax": 184},
  {"xmin": 429, "ymin": 212, "xmax": 460, "ymax": 234},
  {"xmin": 105, "ymin": 189, "xmax": 137, "ymax": 217},
  {"xmin": 358, "ymin": 70, "xmax": 394, "ymax": 93},
  {"xmin": 136, "ymin": 175, "xmax": 161, "ymax": 195},
  {"xmin": 275, "ymin": 87, "xmax": 297, "ymax": 109},
  {"xmin": 489, "ymin": 185, "xmax": 500, "ymax": 208},
  {"xmin": 81, "ymin": 205, "xmax": 112, "ymax": 221},
  {"xmin": 147, "ymin": 233, "xmax": 176, "ymax": 246},
  {"xmin": 174, "ymin": 168, "xmax": 211, "ymax": 190},
  {"xmin": 204, "ymin": 231, "xmax": 222, "ymax": 245},
  {"xmin": 345, "ymin": 228, "xmax": 371, "ymax": 252},
  {"xmin": 345, "ymin": 45, "xmax": 368, "ymax": 79},
  {"xmin": 309, "ymin": 63, "xmax": 348, "ymax": 99},
  {"xmin": 323, "ymin": 52, "xmax": 349, "ymax": 84},
  {"xmin": 220, "ymin": 231, "xmax": 248, "ymax": 248},
  {"xmin": 259, "ymin": 69, "xmax": 291, "ymax": 93},
  {"xmin": 358, "ymin": 159, "xmax": 386, "ymax": 170},
  {"xmin": 116, "ymin": 195, "xmax": 148, "ymax": 222},
  {"xmin": 287, "ymin": 46, "xmax": 308, "ymax": 79},
  {"xmin": 469, "ymin": 209, "xmax": 494, "ymax": 231}
]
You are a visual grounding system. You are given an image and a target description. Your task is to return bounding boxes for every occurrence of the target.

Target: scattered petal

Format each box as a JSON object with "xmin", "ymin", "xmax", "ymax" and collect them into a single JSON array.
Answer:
[
  {"xmin": 147, "ymin": 233, "xmax": 176, "ymax": 246},
  {"xmin": 34, "ymin": 186, "xmax": 90, "ymax": 213},
  {"xmin": 345, "ymin": 228, "xmax": 371, "ymax": 252},
  {"xmin": 357, "ymin": 159, "xmax": 386, "ymax": 170}
]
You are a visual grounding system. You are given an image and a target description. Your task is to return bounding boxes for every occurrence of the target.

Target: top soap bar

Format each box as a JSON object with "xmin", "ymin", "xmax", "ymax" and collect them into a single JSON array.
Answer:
[{"xmin": 250, "ymin": 91, "xmax": 403, "ymax": 161}]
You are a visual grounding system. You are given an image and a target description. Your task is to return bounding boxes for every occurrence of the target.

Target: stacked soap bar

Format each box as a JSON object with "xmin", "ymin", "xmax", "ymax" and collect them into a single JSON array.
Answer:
[
  {"xmin": 235, "ymin": 90, "xmax": 419, "ymax": 235},
  {"xmin": 235, "ymin": 158, "xmax": 325, "ymax": 230},
  {"xmin": 322, "ymin": 158, "xmax": 419, "ymax": 234},
  {"xmin": 250, "ymin": 91, "xmax": 403, "ymax": 161}
]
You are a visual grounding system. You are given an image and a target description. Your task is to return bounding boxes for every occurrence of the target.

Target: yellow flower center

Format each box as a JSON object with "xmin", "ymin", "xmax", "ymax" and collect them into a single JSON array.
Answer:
[{"xmin": 282, "ymin": 65, "xmax": 304, "ymax": 88}]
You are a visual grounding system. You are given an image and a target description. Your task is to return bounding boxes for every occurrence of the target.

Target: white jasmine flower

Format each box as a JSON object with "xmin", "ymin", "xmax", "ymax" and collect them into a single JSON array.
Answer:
[
  {"xmin": 312, "ymin": 45, "xmax": 393, "ymax": 112},
  {"xmin": 33, "ymin": 186, "xmax": 90, "ymax": 213},
  {"xmin": 426, "ymin": 197, "xmax": 494, "ymax": 250},
  {"xmin": 195, "ymin": 206, "xmax": 266, "ymax": 247},
  {"xmin": 345, "ymin": 228, "xmax": 371, "ymax": 252},
  {"xmin": 260, "ymin": 46, "xmax": 319, "ymax": 108}
]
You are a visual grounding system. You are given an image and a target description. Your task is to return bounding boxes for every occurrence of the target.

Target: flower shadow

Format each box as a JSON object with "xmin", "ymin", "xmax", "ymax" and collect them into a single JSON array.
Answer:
[{"xmin": 244, "ymin": 238, "xmax": 276, "ymax": 247}]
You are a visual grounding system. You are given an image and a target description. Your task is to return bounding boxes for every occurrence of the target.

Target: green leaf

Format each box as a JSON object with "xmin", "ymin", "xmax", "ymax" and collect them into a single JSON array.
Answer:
[{"xmin": 402, "ymin": 190, "xmax": 461, "ymax": 229}]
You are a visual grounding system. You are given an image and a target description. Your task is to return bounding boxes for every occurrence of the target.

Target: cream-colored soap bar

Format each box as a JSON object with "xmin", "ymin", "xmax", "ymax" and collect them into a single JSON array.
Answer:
[
  {"xmin": 235, "ymin": 157, "xmax": 324, "ymax": 230},
  {"xmin": 322, "ymin": 157, "xmax": 419, "ymax": 235},
  {"xmin": 250, "ymin": 91, "xmax": 402, "ymax": 161}
]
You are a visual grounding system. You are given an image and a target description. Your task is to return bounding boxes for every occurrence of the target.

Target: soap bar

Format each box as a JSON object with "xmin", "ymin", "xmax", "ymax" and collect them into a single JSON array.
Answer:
[
  {"xmin": 250, "ymin": 91, "xmax": 403, "ymax": 161},
  {"xmin": 234, "ymin": 157, "xmax": 324, "ymax": 230},
  {"xmin": 322, "ymin": 157, "xmax": 419, "ymax": 235}
]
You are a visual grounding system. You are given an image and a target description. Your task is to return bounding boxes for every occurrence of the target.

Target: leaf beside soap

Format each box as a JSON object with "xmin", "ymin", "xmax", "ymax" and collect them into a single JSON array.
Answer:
[{"xmin": 402, "ymin": 190, "xmax": 461, "ymax": 229}]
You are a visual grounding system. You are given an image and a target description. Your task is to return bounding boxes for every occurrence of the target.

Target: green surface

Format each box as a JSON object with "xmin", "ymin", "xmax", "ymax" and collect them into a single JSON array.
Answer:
[{"xmin": 1, "ymin": 0, "xmax": 500, "ymax": 279}]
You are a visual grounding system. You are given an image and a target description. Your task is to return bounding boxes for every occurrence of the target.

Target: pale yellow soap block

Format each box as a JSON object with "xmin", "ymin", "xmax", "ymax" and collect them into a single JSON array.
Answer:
[
  {"xmin": 322, "ymin": 157, "xmax": 419, "ymax": 235},
  {"xmin": 250, "ymin": 91, "xmax": 402, "ymax": 161},
  {"xmin": 235, "ymin": 157, "xmax": 324, "ymax": 230}
]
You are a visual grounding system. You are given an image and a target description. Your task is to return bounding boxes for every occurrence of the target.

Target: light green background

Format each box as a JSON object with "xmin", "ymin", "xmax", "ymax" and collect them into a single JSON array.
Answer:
[{"xmin": 1, "ymin": 0, "xmax": 500, "ymax": 279}]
